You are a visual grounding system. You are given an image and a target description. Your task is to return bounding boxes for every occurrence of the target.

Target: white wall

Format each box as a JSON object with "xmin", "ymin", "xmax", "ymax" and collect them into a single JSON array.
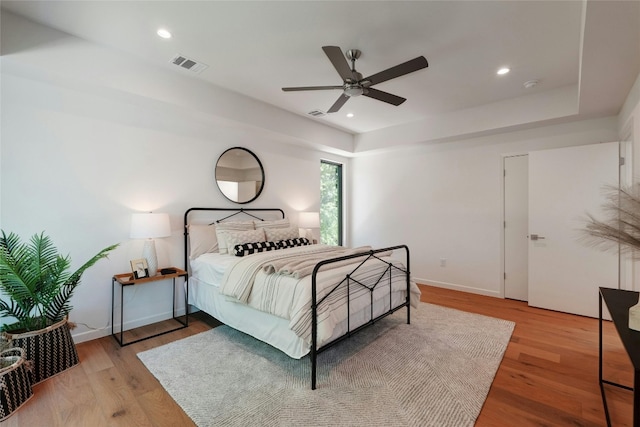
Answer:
[
  {"xmin": 0, "ymin": 12, "xmax": 349, "ymax": 342},
  {"xmin": 1, "ymin": 10, "xmax": 638, "ymax": 341},
  {"xmin": 350, "ymin": 117, "xmax": 619, "ymax": 297},
  {"xmin": 619, "ymin": 71, "xmax": 640, "ymax": 291},
  {"xmin": 620, "ymin": 72, "xmax": 640, "ymax": 178}
]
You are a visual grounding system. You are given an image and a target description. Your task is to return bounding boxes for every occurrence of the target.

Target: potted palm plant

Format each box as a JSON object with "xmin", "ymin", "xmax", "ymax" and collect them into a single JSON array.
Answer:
[{"xmin": 0, "ymin": 231, "xmax": 117, "ymax": 383}]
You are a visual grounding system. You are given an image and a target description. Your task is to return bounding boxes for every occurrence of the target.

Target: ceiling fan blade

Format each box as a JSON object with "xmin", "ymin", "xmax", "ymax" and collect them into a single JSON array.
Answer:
[
  {"xmin": 322, "ymin": 46, "xmax": 355, "ymax": 82},
  {"xmin": 363, "ymin": 88, "xmax": 406, "ymax": 106},
  {"xmin": 282, "ymin": 85, "xmax": 344, "ymax": 92},
  {"xmin": 327, "ymin": 93, "xmax": 350, "ymax": 113},
  {"xmin": 364, "ymin": 56, "xmax": 428, "ymax": 86}
]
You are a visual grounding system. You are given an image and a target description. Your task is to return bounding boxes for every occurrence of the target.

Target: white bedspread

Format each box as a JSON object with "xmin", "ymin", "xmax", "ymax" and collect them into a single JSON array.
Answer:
[{"xmin": 190, "ymin": 252, "xmax": 237, "ymax": 286}]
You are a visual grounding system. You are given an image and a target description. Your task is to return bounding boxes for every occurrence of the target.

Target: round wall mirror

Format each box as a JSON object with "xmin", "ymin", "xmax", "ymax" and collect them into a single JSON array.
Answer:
[{"xmin": 215, "ymin": 147, "xmax": 265, "ymax": 204}]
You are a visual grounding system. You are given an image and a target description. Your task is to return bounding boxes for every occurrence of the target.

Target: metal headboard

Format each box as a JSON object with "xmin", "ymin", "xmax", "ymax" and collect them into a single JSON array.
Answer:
[{"xmin": 183, "ymin": 207, "xmax": 286, "ymax": 272}]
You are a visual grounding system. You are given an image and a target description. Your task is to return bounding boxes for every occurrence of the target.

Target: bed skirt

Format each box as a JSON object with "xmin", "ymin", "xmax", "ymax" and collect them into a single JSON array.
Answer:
[{"xmin": 187, "ymin": 276, "xmax": 409, "ymax": 359}]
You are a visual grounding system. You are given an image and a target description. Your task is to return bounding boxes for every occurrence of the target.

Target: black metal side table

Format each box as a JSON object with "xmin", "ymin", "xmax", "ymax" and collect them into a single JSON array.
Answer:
[
  {"xmin": 599, "ymin": 287, "xmax": 640, "ymax": 426},
  {"xmin": 111, "ymin": 267, "xmax": 188, "ymax": 346}
]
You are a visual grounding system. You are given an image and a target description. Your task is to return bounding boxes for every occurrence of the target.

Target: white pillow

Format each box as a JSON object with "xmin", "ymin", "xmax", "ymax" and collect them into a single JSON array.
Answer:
[
  {"xmin": 188, "ymin": 224, "xmax": 218, "ymax": 259},
  {"xmin": 254, "ymin": 218, "xmax": 290, "ymax": 229},
  {"xmin": 225, "ymin": 229, "xmax": 266, "ymax": 251},
  {"xmin": 264, "ymin": 226, "xmax": 300, "ymax": 242},
  {"xmin": 216, "ymin": 221, "xmax": 255, "ymax": 254}
]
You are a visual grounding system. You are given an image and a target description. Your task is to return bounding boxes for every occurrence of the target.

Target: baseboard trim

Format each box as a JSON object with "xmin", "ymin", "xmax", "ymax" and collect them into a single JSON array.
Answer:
[
  {"xmin": 415, "ymin": 278, "xmax": 502, "ymax": 299},
  {"xmin": 71, "ymin": 307, "xmax": 187, "ymax": 344}
]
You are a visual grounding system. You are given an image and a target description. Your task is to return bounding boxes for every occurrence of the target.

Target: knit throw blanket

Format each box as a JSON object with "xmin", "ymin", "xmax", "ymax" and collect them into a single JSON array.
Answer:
[{"xmin": 219, "ymin": 245, "xmax": 373, "ymax": 304}]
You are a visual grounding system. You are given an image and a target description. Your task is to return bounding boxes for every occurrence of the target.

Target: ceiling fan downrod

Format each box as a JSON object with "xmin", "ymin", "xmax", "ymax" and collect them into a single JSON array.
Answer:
[{"xmin": 344, "ymin": 49, "xmax": 364, "ymax": 96}]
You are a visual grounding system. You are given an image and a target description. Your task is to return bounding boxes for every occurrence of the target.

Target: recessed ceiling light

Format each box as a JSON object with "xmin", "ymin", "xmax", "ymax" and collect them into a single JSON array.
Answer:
[
  {"xmin": 346, "ymin": 113, "xmax": 354, "ymax": 118},
  {"xmin": 497, "ymin": 67, "xmax": 510, "ymax": 75},
  {"xmin": 157, "ymin": 28, "xmax": 172, "ymax": 39}
]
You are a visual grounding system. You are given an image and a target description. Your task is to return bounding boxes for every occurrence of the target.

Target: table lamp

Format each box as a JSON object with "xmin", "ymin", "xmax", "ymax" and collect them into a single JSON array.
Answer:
[
  {"xmin": 299, "ymin": 211, "xmax": 320, "ymax": 242},
  {"xmin": 130, "ymin": 212, "xmax": 171, "ymax": 277}
]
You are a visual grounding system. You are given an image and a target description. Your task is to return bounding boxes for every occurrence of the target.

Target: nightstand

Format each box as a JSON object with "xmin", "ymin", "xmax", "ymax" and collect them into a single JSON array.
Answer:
[{"xmin": 111, "ymin": 267, "xmax": 188, "ymax": 346}]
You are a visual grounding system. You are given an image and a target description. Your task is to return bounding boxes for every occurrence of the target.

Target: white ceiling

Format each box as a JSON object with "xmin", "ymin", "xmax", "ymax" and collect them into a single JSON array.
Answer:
[{"xmin": 2, "ymin": 0, "xmax": 639, "ymax": 137}]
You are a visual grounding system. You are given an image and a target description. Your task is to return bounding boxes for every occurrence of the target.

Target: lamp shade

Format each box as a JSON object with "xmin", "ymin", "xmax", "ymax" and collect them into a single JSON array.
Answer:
[
  {"xmin": 130, "ymin": 213, "xmax": 171, "ymax": 239},
  {"xmin": 299, "ymin": 212, "xmax": 320, "ymax": 229}
]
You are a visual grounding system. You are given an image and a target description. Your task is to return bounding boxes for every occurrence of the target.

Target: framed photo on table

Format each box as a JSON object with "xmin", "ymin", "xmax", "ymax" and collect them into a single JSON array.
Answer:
[{"xmin": 130, "ymin": 258, "xmax": 149, "ymax": 279}]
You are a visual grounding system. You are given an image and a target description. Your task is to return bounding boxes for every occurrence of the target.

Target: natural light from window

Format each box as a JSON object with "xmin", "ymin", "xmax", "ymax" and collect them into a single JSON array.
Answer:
[{"xmin": 320, "ymin": 160, "xmax": 343, "ymax": 246}]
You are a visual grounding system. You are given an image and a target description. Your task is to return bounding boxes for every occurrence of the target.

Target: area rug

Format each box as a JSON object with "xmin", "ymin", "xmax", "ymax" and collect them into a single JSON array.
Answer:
[{"xmin": 137, "ymin": 303, "xmax": 514, "ymax": 427}]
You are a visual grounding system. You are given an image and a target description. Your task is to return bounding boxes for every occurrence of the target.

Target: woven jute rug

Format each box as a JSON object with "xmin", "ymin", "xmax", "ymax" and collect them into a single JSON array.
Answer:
[{"xmin": 138, "ymin": 303, "xmax": 514, "ymax": 427}]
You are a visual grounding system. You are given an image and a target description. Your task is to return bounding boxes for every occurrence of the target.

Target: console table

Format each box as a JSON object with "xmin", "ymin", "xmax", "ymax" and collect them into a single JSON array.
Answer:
[
  {"xmin": 599, "ymin": 287, "xmax": 640, "ymax": 426},
  {"xmin": 111, "ymin": 267, "xmax": 188, "ymax": 346}
]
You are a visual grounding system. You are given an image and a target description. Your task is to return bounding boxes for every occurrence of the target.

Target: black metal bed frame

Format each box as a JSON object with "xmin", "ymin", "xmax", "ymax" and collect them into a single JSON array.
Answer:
[
  {"xmin": 310, "ymin": 245, "xmax": 411, "ymax": 389},
  {"xmin": 183, "ymin": 207, "xmax": 411, "ymax": 390}
]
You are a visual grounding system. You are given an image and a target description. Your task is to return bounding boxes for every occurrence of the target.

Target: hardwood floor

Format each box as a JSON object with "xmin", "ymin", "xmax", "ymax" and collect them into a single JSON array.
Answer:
[
  {"xmin": 4, "ymin": 284, "xmax": 633, "ymax": 426},
  {"xmin": 424, "ymin": 285, "xmax": 632, "ymax": 427}
]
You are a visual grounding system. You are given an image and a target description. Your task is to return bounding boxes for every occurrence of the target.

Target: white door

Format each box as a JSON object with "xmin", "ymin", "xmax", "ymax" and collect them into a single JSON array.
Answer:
[
  {"xmin": 504, "ymin": 155, "xmax": 529, "ymax": 301},
  {"xmin": 528, "ymin": 142, "xmax": 619, "ymax": 318}
]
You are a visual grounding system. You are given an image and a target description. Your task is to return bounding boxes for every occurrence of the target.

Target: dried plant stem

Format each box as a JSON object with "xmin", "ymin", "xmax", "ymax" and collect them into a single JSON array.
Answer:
[{"xmin": 582, "ymin": 184, "xmax": 640, "ymax": 257}]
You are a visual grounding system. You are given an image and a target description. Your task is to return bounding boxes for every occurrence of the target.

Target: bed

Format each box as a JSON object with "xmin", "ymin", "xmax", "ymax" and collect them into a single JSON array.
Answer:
[{"xmin": 183, "ymin": 207, "xmax": 420, "ymax": 389}]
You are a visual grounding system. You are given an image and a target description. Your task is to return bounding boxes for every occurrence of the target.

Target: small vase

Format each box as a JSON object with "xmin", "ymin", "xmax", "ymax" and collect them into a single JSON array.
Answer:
[{"xmin": 629, "ymin": 302, "xmax": 640, "ymax": 331}]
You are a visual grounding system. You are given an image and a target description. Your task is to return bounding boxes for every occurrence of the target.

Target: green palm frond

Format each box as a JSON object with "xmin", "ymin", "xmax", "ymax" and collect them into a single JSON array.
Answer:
[
  {"xmin": 0, "ymin": 231, "xmax": 118, "ymax": 332},
  {"xmin": 45, "ymin": 243, "xmax": 118, "ymax": 323},
  {"xmin": 0, "ymin": 299, "xmax": 34, "ymax": 330},
  {"xmin": 0, "ymin": 231, "xmax": 43, "ymax": 325}
]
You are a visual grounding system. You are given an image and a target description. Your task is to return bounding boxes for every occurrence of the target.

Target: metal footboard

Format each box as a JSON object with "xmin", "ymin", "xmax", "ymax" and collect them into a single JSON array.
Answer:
[
  {"xmin": 309, "ymin": 245, "xmax": 411, "ymax": 389},
  {"xmin": 182, "ymin": 208, "xmax": 411, "ymax": 391}
]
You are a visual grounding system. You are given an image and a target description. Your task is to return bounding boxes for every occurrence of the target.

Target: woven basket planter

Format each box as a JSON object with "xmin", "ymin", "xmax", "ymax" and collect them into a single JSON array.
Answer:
[
  {"xmin": 0, "ymin": 347, "xmax": 33, "ymax": 421},
  {"xmin": 5, "ymin": 318, "xmax": 79, "ymax": 385}
]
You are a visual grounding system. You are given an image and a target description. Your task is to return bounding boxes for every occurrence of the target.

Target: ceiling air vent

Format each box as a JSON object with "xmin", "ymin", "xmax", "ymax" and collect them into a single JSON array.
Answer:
[
  {"xmin": 307, "ymin": 110, "xmax": 326, "ymax": 117},
  {"xmin": 170, "ymin": 54, "xmax": 208, "ymax": 74}
]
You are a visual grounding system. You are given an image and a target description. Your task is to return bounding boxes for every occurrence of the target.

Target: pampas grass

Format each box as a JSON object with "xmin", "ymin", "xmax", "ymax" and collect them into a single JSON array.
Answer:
[{"xmin": 582, "ymin": 184, "xmax": 640, "ymax": 256}]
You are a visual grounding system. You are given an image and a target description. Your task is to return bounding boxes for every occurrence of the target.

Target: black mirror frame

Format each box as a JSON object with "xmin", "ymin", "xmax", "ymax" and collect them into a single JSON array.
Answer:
[{"xmin": 215, "ymin": 147, "xmax": 265, "ymax": 205}]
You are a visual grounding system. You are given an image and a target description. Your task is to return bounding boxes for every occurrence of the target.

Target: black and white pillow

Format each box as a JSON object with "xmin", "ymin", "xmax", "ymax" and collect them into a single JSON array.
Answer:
[
  {"xmin": 278, "ymin": 237, "xmax": 311, "ymax": 249},
  {"xmin": 233, "ymin": 241, "xmax": 279, "ymax": 257}
]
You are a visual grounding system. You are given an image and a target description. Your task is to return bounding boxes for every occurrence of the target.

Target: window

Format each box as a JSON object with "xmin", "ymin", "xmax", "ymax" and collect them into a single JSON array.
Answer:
[{"xmin": 320, "ymin": 160, "xmax": 343, "ymax": 245}]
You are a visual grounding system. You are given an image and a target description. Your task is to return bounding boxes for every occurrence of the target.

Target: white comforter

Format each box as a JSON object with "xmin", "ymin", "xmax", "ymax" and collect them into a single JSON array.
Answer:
[{"xmin": 218, "ymin": 245, "xmax": 421, "ymax": 345}]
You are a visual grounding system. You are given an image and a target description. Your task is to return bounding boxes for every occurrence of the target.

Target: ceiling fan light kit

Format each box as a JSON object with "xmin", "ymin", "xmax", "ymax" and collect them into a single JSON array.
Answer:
[
  {"xmin": 282, "ymin": 46, "xmax": 428, "ymax": 113},
  {"xmin": 344, "ymin": 85, "xmax": 364, "ymax": 97}
]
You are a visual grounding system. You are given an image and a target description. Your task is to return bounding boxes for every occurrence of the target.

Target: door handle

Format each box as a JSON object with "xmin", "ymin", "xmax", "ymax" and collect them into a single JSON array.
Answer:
[{"xmin": 530, "ymin": 234, "xmax": 545, "ymax": 241}]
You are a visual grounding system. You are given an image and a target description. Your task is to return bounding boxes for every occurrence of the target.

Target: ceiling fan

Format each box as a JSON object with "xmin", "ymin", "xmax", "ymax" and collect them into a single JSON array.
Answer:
[{"xmin": 282, "ymin": 46, "xmax": 428, "ymax": 113}]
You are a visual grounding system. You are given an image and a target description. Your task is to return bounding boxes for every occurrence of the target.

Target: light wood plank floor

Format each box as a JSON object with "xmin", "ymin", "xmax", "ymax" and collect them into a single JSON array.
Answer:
[{"xmin": 4, "ymin": 284, "xmax": 633, "ymax": 426}]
